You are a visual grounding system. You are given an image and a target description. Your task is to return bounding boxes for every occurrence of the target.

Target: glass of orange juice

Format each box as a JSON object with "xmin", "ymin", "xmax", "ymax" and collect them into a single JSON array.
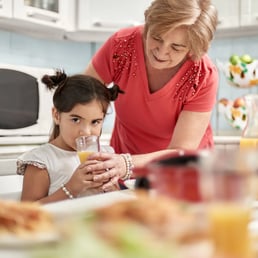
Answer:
[
  {"xmin": 240, "ymin": 137, "xmax": 258, "ymax": 149},
  {"xmin": 200, "ymin": 149, "xmax": 257, "ymax": 258},
  {"xmin": 75, "ymin": 136, "xmax": 100, "ymax": 163}
]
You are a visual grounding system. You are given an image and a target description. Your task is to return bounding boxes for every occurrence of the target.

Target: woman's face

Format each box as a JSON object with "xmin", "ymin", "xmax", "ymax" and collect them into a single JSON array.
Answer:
[
  {"xmin": 52, "ymin": 100, "xmax": 105, "ymax": 151},
  {"xmin": 145, "ymin": 26, "xmax": 190, "ymax": 70}
]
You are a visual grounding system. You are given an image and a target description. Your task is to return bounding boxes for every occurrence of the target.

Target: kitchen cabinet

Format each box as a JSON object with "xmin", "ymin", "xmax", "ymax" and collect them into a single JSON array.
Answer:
[
  {"xmin": 13, "ymin": 0, "xmax": 75, "ymax": 30},
  {"xmin": 213, "ymin": 0, "xmax": 258, "ymax": 38},
  {"xmin": 0, "ymin": 0, "xmax": 258, "ymax": 42},
  {"xmin": 63, "ymin": 0, "xmax": 258, "ymax": 41},
  {"xmin": 0, "ymin": 0, "xmax": 76, "ymax": 39},
  {"xmin": 0, "ymin": 0, "xmax": 12, "ymax": 18},
  {"xmin": 65, "ymin": 0, "xmax": 152, "ymax": 42},
  {"xmin": 240, "ymin": 0, "xmax": 258, "ymax": 26},
  {"xmin": 212, "ymin": 0, "xmax": 240, "ymax": 29}
]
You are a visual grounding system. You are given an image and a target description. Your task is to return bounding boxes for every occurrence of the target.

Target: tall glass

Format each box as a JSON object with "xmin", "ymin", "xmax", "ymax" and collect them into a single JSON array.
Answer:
[
  {"xmin": 75, "ymin": 136, "xmax": 100, "ymax": 163},
  {"xmin": 200, "ymin": 149, "xmax": 257, "ymax": 258}
]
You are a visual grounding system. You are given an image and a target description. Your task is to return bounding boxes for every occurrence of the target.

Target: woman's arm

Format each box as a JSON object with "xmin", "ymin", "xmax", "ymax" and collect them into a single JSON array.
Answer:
[
  {"xmin": 169, "ymin": 110, "xmax": 212, "ymax": 149},
  {"xmin": 87, "ymin": 110, "xmax": 211, "ymax": 189}
]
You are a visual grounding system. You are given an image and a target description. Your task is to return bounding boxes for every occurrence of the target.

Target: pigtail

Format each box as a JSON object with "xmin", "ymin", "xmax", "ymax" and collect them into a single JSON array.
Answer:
[
  {"xmin": 108, "ymin": 84, "xmax": 124, "ymax": 101},
  {"xmin": 41, "ymin": 69, "xmax": 67, "ymax": 90}
]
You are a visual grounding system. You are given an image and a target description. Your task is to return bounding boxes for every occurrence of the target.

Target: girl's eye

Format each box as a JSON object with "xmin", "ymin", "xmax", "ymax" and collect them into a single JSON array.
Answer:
[
  {"xmin": 71, "ymin": 117, "xmax": 80, "ymax": 123},
  {"xmin": 92, "ymin": 119, "xmax": 102, "ymax": 126}
]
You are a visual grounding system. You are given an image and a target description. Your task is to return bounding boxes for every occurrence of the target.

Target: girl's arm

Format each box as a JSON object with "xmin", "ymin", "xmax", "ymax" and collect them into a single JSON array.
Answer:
[
  {"xmin": 21, "ymin": 162, "xmax": 116, "ymax": 204},
  {"xmin": 21, "ymin": 165, "xmax": 77, "ymax": 204}
]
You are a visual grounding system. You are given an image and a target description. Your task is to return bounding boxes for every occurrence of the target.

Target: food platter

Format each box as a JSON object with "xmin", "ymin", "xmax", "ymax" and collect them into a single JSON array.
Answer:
[
  {"xmin": 0, "ymin": 231, "xmax": 60, "ymax": 248},
  {"xmin": 0, "ymin": 199, "xmax": 60, "ymax": 250},
  {"xmin": 43, "ymin": 189, "xmax": 136, "ymax": 219}
]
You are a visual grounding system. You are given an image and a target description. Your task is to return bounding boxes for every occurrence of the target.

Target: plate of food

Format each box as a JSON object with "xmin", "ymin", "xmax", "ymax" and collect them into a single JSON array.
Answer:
[
  {"xmin": 0, "ymin": 200, "xmax": 60, "ymax": 248},
  {"xmin": 33, "ymin": 194, "xmax": 214, "ymax": 258}
]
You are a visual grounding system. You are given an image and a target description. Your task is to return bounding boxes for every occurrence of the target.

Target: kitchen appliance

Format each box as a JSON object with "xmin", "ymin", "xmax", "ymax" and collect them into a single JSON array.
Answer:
[{"xmin": 0, "ymin": 63, "xmax": 55, "ymax": 147}]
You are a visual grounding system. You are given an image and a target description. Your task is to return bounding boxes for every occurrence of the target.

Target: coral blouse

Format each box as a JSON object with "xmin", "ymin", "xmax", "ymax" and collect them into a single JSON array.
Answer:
[{"xmin": 92, "ymin": 26, "xmax": 218, "ymax": 154}]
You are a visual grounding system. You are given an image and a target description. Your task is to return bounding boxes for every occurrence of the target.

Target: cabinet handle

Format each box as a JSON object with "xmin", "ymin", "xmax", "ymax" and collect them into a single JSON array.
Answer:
[
  {"xmin": 27, "ymin": 10, "xmax": 58, "ymax": 23},
  {"xmin": 92, "ymin": 20, "xmax": 142, "ymax": 28}
]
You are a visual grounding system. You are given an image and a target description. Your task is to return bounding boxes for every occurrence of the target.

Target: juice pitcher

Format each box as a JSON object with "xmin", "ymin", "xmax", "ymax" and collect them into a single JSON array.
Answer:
[{"xmin": 240, "ymin": 94, "xmax": 258, "ymax": 150}]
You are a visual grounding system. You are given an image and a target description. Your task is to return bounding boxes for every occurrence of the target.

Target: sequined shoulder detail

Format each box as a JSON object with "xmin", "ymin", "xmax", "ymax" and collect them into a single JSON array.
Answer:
[
  {"xmin": 112, "ymin": 30, "xmax": 139, "ymax": 80},
  {"xmin": 174, "ymin": 61, "xmax": 206, "ymax": 103},
  {"xmin": 17, "ymin": 159, "xmax": 47, "ymax": 175}
]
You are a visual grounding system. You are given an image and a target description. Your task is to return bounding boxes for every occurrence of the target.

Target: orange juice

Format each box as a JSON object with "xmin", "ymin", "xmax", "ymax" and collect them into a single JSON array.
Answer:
[
  {"xmin": 240, "ymin": 138, "xmax": 258, "ymax": 149},
  {"xmin": 77, "ymin": 151, "xmax": 93, "ymax": 163},
  {"xmin": 209, "ymin": 203, "xmax": 252, "ymax": 258}
]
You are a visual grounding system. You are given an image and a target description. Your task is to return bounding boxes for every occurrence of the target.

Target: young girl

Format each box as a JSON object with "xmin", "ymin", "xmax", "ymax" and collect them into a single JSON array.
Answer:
[{"xmin": 17, "ymin": 70, "xmax": 123, "ymax": 204}]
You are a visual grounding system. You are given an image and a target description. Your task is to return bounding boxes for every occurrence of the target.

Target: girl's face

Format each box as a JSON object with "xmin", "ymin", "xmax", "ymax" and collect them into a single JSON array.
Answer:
[
  {"xmin": 145, "ymin": 26, "xmax": 190, "ymax": 70},
  {"xmin": 52, "ymin": 100, "xmax": 105, "ymax": 151}
]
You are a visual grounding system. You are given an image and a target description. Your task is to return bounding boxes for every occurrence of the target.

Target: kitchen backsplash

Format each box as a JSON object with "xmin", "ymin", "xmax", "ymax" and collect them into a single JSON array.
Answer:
[{"xmin": 1, "ymin": 30, "xmax": 258, "ymax": 136}]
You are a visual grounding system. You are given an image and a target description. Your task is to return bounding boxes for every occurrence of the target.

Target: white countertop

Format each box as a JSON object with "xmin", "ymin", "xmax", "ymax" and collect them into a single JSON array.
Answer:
[
  {"xmin": 44, "ymin": 189, "xmax": 136, "ymax": 218},
  {"xmin": 213, "ymin": 135, "xmax": 240, "ymax": 144}
]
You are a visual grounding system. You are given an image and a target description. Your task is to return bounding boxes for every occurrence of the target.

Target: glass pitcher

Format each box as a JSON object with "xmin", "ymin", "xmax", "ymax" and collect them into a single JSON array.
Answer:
[{"xmin": 239, "ymin": 94, "xmax": 258, "ymax": 149}]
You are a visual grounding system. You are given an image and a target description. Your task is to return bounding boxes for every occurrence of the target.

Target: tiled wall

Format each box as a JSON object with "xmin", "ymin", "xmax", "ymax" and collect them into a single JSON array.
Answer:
[{"xmin": 1, "ymin": 29, "xmax": 258, "ymax": 135}]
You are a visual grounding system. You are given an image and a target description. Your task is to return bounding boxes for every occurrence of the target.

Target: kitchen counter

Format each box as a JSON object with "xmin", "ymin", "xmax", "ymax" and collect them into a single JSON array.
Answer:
[
  {"xmin": 0, "ymin": 134, "xmax": 241, "ymax": 158},
  {"xmin": 213, "ymin": 135, "xmax": 240, "ymax": 144},
  {"xmin": 44, "ymin": 188, "xmax": 136, "ymax": 218}
]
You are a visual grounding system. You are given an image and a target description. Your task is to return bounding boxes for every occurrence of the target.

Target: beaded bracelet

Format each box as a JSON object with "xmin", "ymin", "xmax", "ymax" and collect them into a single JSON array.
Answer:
[
  {"xmin": 120, "ymin": 153, "xmax": 134, "ymax": 181},
  {"xmin": 61, "ymin": 183, "xmax": 74, "ymax": 199}
]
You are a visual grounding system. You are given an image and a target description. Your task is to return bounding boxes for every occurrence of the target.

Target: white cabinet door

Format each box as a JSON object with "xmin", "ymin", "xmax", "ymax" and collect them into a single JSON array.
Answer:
[
  {"xmin": 69, "ymin": 0, "xmax": 151, "ymax": 42},
  {"xmin": 212, "ymin": 0, "xmax": 240, "ymax": 29},
  {"xmin": 0, "ymin": 0, "xmax": 12, "ymax": 18},
  {"xmin": 241, "ymin": 0, "xmax": 258, "ymax": 26},
  {"xmin": 78, "ymin": 0, "xmax": 151, "ymax": 30},
  {"xmin": 13, "ymin": 0, "xmax": 75, "ymax": 30}
]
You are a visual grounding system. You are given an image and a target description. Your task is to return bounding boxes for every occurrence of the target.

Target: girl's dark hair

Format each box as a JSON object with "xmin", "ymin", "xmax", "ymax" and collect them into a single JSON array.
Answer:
[{"xmin": 41, "ymin": 70, "xmax": 124, "ymax": 140}]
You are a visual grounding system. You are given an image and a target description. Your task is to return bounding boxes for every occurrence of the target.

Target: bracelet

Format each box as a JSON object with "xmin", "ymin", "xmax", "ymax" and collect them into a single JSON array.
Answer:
[
  {"xmin": 61, "ymin": 183, "xmax": 74, "ymax": 199},
  {"xmin": 120, "ymin": 153, "xmax": 134, "ymax": 181}
]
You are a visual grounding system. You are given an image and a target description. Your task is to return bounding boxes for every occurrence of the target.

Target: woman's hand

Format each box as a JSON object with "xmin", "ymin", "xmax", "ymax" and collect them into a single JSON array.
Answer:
[{"xmin": 86, "ymin": 152, "xmax": 127, "ymax": 192}]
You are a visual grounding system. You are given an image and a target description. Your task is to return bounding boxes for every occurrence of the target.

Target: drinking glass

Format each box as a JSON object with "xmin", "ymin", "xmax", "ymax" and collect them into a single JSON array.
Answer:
[
  {"xmin": 75, "ymin": 135, "xmax": 100, "ymax": 163},
  {"xmin": 200, "ymin": 149, "xmax": 257, "ymax": 258}
]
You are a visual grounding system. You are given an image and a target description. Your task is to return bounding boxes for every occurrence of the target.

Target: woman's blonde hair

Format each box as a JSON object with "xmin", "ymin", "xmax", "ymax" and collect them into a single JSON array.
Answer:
[{"xmin": 144, "ymin": 0, "xmax": 218, "ymax": 60}]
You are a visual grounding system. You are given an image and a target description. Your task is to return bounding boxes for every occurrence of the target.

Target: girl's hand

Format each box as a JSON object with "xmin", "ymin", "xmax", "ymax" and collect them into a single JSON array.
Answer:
[{"xmin": 65, "ymin": 160, "xmax": 104, "ymax": 197}]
